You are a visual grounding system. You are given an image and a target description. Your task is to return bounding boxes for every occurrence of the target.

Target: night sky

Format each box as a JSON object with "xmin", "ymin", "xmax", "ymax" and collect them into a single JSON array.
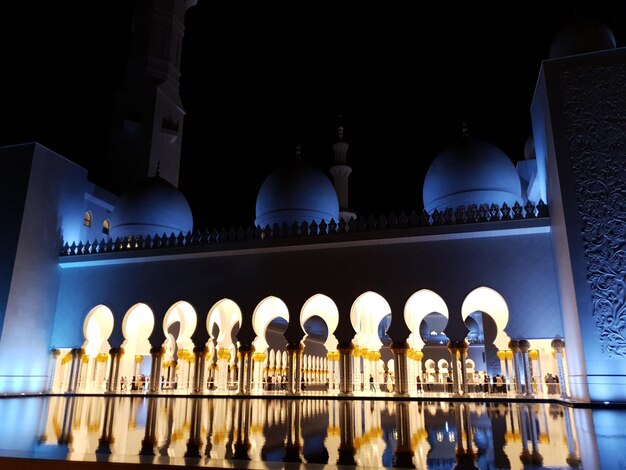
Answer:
[{"xmin": 2, "ymin": 1, "xmax": 625, "ymax": 230}]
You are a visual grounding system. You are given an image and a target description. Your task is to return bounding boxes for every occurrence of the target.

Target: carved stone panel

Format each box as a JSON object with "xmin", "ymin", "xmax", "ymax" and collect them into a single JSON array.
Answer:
[{"xmin": 562, "ymin": 63, "xmax": 626, "ymax": 357}]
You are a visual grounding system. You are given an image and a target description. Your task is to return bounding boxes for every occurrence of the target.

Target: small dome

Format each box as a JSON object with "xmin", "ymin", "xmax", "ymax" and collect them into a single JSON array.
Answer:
[
  {"xmin": 549, "ymin": 18, "xmax": 616, "ymax": 59},
  {"xmin": 423, "ymin": 136, "xmax": 522, "ymax": 213},
  {"xmin": 110, "ymin": 176, "xmax": 193, "ymax": 239},
  {"xmin": 255, "ymin": 158, "xmax": 339, "ymax": 228},
  {"xmin": 524, "ymin": 135, "xmax": 536, "ymax": 160}
]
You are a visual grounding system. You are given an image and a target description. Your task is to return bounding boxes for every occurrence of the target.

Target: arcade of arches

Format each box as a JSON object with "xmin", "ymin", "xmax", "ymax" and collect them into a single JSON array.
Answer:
[{"xmin": 48, "ymin": 288, "xmax": 569, "ymax": 398}]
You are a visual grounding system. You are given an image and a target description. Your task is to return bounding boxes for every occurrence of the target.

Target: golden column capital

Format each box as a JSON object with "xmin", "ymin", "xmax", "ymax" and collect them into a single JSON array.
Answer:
[{"xmin": 551, "ymin": 338, "xmax": 565, "ymax": 352}]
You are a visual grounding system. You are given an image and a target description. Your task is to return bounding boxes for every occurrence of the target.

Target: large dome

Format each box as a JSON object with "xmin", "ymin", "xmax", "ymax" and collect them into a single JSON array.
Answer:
[
  {"xmin": 255, "ymin": 158, "xmax": 339, "ymax": 228},
  {"xmin": 549, "ymin": 18, "xmax": 616, "ymax": 59},
  {"xmin": 110, "ymin": 176, "xmax": 193, "ymax": 239},
  {"xmin": 422, "ymin": 137, "xmax": 522, "ymax": 213}
]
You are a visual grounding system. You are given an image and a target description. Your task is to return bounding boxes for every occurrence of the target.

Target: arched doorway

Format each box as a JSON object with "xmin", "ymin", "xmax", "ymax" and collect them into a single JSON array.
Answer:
[
  {"xmin": 207, "ymin": 299, "xmax": 242, "ymax": 392},
  {"xmin": 120, "ymin": 303, "xmax": 155, "ymax": 392},
  {"xmin": 300, "ymin": 294, "xmax": 339, "ymax": 392},
  {"xmin": 462, "ymin": 287, "xmax": 511, "ymax": 390},
  {"xmin": 404, "ymin": 290, "xmax": 449, "ymax": 393},
  {"xmin": 162, "ymin": 301, "xmax": 198, "ymax": 391},
  {"xmin": 350, "ymin": 292, "xmax": 391, "ymax": 394},
  {"xmin": 79, "ymin": 305, "xmax": 114, "ymax": 392},
  {"xmin": 252, "ymin": 296, "xmax": 289, "ymax": 393}
]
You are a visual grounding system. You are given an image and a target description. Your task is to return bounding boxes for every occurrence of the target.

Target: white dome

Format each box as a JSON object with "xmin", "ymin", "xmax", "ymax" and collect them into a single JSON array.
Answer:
[
  {"xmin": 423, "ymin": 137, "xmax": 522, "ymax": 213},
  {"xmin": 255, "ymin": 159, "xmax": 339, "ymax": 228},
  {"xmin": 110, "ymin": 176, "xmax": 193, "ymax": 239}
]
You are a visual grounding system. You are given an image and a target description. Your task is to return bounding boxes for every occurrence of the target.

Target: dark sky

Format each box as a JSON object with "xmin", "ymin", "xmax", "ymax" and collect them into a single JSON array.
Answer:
[{"xmin": 2, "ymin": 1, "xmax": 625, "ymax": 230}]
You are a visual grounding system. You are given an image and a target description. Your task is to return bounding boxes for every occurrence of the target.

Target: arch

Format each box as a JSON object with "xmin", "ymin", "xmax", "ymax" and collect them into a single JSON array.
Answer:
[
  {"xmin": 404, "ymin": 289, "xmax": 449, "ymax": 351},
  {"xmin": 207, "ymin": 299, "xmax": 242, "ymax": 349},
  {"xmin": 119, "ymin": 303, "xmax": 155, "ymax": 390},
  {"xmin": 252, "ymin": 296, "xmax": 289, "ymax": 354},
  {"xmin": 350, "ymin": 291, "xmax": 391, "ymax": 352},
  {"xmin": 121, "ymin": 303, "xmax": 154, "ymax": 355},
  {"xmin": 461, "ymin": 286, "xmax": 510, "ymax": 350},
  {"xmin": 207, "ymin": 299, "xmax": 242, "ymax": 392},
  {"xmin": 83, "ymin": 210, "xmax": 92, "ymax": 227},
  {"xmin": 300, "ymin": 294, "xmax": 339, "ymax": 351},
  {"xmin": 161, "ymin": 301, "xmax": 198, "ymax": 392},
  {"xmin": 82, "ymin": 305, "xmax": 114, "ymax": 356},
  {"xmin": 102, "ymin": 219, "xmax": 110, "ymax": 235},
  {"xmin": 162, "ymin": 300, "xmax": 198, "ymax": 352}
]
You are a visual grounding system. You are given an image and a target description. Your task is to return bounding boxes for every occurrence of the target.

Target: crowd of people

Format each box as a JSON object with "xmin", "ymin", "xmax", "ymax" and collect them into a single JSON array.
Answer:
[{"xmin": 414, "ymin": 371, "xmax": 562, "ymax": 395}]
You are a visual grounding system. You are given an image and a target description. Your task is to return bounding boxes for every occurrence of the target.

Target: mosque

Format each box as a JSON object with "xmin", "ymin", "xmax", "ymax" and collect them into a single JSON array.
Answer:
[{"xmin": 1, "ymin": 2, "xmax": 625, "ymax": 405}]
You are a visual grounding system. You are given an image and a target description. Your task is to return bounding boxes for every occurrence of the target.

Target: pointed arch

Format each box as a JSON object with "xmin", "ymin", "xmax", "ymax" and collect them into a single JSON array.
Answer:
[
  {"xmin": 163, "ymin": 301, "xmax": 198, "ymax": 351},
  {"xmin": 121, "ymin": 303, "xmax": 154, "ymax": 355},
  {"xmin": 207, "ymin": 299, "xmax": 242, "ymax": 349},
  {"xmin": 461, "ymin": 286, "xmax": 510, "ymax": 350},
  {"xmin": 300, "ymin": 294, "xmax": 339, "ymax": 351},
  {"xmin": 82, "ymin": 305, "xmax": 114, "ymax": 355},
  {"xmin": 350, "ymin": 291, "xmax": 391, "ymax": 351},
  {"xmin": 404, "ymin": 289, "xmax": 449, "ymax": 350},
  {"xmin": 252, "ymin": 296, "xmax": 289, "ymax": 354}
]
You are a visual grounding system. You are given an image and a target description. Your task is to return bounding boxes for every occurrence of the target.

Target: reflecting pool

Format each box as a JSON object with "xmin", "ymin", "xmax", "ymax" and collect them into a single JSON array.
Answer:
[{"xmin": 0, "ymin": 396, "xmax": 625, "ymax": 469}]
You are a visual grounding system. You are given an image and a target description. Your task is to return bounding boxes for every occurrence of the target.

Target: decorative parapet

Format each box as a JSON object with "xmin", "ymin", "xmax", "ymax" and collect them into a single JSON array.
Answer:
[{"xmin": 60, "ymin": 200, "xmax": 548, "ymax": 257}]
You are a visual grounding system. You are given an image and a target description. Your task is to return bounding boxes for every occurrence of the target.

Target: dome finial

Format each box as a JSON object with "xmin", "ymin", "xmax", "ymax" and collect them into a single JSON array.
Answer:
[
  {"xmin": 337, "ymin": 112, "xmax": 344, "ymax": 141},
  {"xmin": 295, "ymin": 144, "xmax": 302, "ymax": 160},
  {"xmin": 155, "ymin": 161, "xmax": 161, "ymax": 177},
  {"xmin": 462, "ymin": 120, "xmax": 469, "ymax": 138}
]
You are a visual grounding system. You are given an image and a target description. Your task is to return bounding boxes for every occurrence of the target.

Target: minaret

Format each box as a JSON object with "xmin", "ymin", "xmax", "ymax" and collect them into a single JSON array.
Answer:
[
  {"xmin": 102, "ymin": 0, "xmax": 197, "ymax": 194},
  {"xmin": 329, "ymin": 117, "xmax": 357, "ymax": 222}
]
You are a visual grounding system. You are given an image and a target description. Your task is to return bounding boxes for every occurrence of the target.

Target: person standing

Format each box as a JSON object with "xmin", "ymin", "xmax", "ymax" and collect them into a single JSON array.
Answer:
[{"xmin": 369, "ymin": 374, "xmax": 376, "ymax": 392}]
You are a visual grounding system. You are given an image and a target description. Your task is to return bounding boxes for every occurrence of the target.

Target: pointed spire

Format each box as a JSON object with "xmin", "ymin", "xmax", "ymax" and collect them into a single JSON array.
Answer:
[
  {"xmin": 330, "ymin": 112, "xmax": 356, "ymax": 223},
  {"xmin": 462, "ymin": 120, "xmax": 469, "ymax": 138},
  {"xmin": 337, "ymin": 112, "xmax": 344, "ymax": 141}
]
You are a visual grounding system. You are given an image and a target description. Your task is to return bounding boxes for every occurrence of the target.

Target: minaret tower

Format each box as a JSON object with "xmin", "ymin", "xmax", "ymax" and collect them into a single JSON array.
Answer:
[
  {"xmin": 329, "ymin": 116, "xmax": 357, "ymax": 222},
  {"xmin": 102, "ymin": 0, "xmax": 197, "ymax": 194}
]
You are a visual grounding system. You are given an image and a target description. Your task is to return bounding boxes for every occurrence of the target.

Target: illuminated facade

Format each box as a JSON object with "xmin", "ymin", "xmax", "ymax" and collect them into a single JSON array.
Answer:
[{"xmin": 0, "ymin": 3, "xmax": 625, "ymax": 405}]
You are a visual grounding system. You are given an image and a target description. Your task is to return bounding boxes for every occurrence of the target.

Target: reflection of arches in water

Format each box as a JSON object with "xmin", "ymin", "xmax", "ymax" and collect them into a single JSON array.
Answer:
[
  {"xmin": 79, "ymin": 305, "xmax": 114, "ymax": 392},
  {"xmin": 119, "ymin": 303, "xmax": 155, "ymax": 392},
  {"xmin": 37, "ymin": 397, "xmax": 578, "ymax": 469}
]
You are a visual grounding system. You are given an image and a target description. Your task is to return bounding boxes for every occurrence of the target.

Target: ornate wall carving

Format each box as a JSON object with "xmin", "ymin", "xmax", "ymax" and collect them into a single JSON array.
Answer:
[{"xmin": 562, "ymin": 63, "xmax": 626, "ymax": 357}]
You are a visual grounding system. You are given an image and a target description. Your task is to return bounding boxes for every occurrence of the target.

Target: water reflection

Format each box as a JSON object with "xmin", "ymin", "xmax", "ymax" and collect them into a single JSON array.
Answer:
[{"xmin": 0, "ymin": 396, "xmax": 616, "ymax": 468}]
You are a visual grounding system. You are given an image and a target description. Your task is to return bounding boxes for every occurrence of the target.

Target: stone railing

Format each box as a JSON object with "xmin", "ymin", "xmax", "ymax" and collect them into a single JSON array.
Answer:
[{"xmin": 60, "ymin": 200, "xmax": 548, "ymax": 257}]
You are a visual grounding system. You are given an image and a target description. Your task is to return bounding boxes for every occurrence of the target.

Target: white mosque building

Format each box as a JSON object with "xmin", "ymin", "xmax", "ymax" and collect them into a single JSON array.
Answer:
[{"xmin": 0, "ymin": 2, "xmax": 625, "ymax": 405}]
